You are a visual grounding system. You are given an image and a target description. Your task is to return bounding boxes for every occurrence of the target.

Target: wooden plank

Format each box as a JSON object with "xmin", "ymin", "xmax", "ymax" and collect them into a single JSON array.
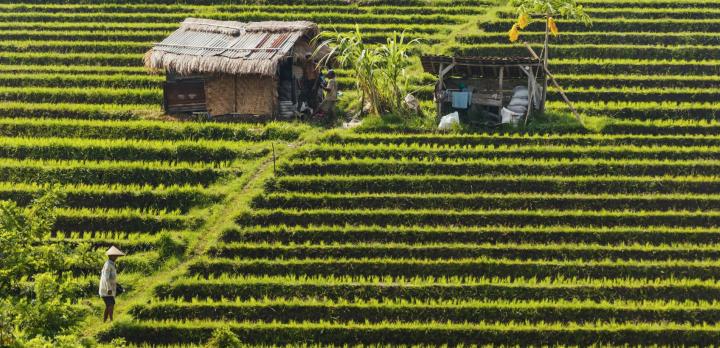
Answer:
[
  {"xmin": 524, "ymin": 42, "xmax": 583, "ymax": 125},
  {"xmin": 498, "ymin": 67, "xmax": 504, "ymax": 108}
]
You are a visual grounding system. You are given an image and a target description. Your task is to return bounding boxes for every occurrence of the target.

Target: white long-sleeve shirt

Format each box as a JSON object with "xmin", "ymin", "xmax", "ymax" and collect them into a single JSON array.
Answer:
[{"xmin": 98, "ymin": 259, "xmax": 117, "ymax": 297}]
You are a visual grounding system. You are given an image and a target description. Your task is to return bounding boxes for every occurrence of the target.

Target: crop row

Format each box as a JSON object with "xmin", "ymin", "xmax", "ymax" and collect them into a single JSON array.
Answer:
[
  {"xmin": 550, "ymin": 59, "xmax": 720, "ymax": 76},
  {"xmin": 0, "ymin": 137, "xmax": 266, "ymax": 163},
  {"xmin": 461, "ymin": 32, "xmax": 720, "ymax": 46},
  {"xmin": 600, "ymin": 119, "xmax": 720, "ymax": 135},
  {"xmin": 251, "ymin": 192, "xmax": 720, "ymax": 212},
  {"xmin": 238, "ymin": 209, "xmax": 720, "ymax": 228},
  {"xmin": 0, "ymin": 118, "xmax": 307, "ymax": 141},
  {"xmin": 0, "ymin": 73, "xmax": 162, "ymax": 89},
  {"xmin": 0, "ymin": 102, "xmax": 152, "ymax": 120},
  {"xmin": 51, "ymin": 230, "xmax": 172, "ymax": 253},
  {"xmin": 1, "ymin": 3, "xmax": 194, "ymax": 12},
  {"xmin": 496, "ymin": 8, "xmax": 720, "ymax": 20},
  {"xmin": 53, "ymin": 208, "xmax": 196, "ymax": 233},
  {"xmin": 53, "ymin": 226, "xmax": 189, "ymax": 239},
  {"xmin": 0, "ymin": 52, "xmax": 139, "ymax": 67},
  {"xmin": 0, "ymin": 64, "xmax": 146, "ymax": 75},
  {"xmin": 4, "ymin": 4, "xmax": 486, "ymax": 15},
  {"xmin": 452, "ymin": 44, "xmax": 720, "ymax": 61},
  {"xmin": 278, "ymin": 158, "xmax": 720, "ymax": 177},
  {"xmin": 0, "ymin": 158, "xmax": 235, "ymax": 186},
  {"xmin": 188, "ymin": 256, "xmax": 720, "ymax": 280},
  {"xmin": 155, "ymin": 275, "xmax": 720, "ymax": 302},
  {"xmin": 104, "ymin": 320, "xmax": 720, "ymax": 346},
  {"xmin": 130, "ymin": 298, "xmax": 720, "ymax": 324},
  {"xmin": 0, "ymin": 30, "xmax": 167, "ymax": 42},
  {"xmin": 1, "ymin": 40, "xmax": 152, "ymax": 54},
  {"xmin": 552, "ymin": 74, "xmax": 720, "ymax": 89},
  {"xmin": 0, "ymin": 183, "xmax": 221, "ymax": 212},
  {"xmin": 322, "ymin": 132, "xmax": 720, "ymax": 146},
  {"xmin": 0, "ymin": 137, "xmax": 261, "ymax": 162},
  {"xmin": 579, "ymin": 0, "xmax": 720, "ymax": 9},
  {"xmin": 221, "ymin": 225, "xmax": 720, "ymax": 245},
  {"xmin": 209, "ymin": 241, "xmax": 720, "ymax": 261},
  {"xmin": 482, "ymin": 19, "xmax": 720, "ymax": 33},
  {"xmin": 267, "ymin": 175, "xmax": 720, "ymax": 195},
  {"xmin": 0, "ymin": 86, "xmax": 160, "ymax": 105},
  {"xmin": 293, "ymin": 144, "xmax": 720, "ymax": 161},
  {"xmin": 553, "ymin": 101, "xmax": 720, "ymax": 121},
  {"xmin": 321, "ymin": 132, "xmax": 720, "ymax": 147},
  {"xmin": 0, "ymin": 0, "xmax": 489, "ymax": 4},
  {"xmin": 1, "ymin": 12, "xmax": 461, "ymax": 25},
  {"xmin": 0, "ymin": 22, "xmax": 446, "ymax": 34}
]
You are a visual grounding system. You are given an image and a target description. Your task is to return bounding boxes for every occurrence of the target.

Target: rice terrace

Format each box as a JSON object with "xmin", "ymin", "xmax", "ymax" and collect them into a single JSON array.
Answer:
[{"xmin": 2, "ymin": 0, "xmax": 720, "ymax": 346}]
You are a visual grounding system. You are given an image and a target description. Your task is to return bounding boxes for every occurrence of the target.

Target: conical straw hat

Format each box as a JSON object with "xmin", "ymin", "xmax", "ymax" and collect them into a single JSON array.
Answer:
[{"xmin": 106, "ymin": 246, "xmax": 126, "ymax": 256}]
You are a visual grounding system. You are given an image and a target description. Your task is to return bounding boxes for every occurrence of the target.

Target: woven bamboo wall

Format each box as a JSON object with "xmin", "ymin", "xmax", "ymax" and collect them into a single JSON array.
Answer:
[
  {"xmin": 205, "ymin": 74, "xmax": 235, "ymax": 116},
  {"xmin": 235, "ymin": 75, "xmax": 277, "ymax": 116}
]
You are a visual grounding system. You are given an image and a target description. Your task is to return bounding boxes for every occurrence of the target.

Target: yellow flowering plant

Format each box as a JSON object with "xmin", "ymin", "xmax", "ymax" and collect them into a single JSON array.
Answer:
[{"xmin": 507, "ymin": 0, "xmax": 591, "ymax": 43}]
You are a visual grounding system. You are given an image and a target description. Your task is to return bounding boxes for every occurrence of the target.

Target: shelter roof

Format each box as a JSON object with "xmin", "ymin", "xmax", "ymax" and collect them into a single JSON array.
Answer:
[
  {"xmin": 421, "ymin": 55, "xmax": 542, "ymax": 75},
  {"xmin": 144, "ymin": 18, "xmax": 319, "ymax": 76}
]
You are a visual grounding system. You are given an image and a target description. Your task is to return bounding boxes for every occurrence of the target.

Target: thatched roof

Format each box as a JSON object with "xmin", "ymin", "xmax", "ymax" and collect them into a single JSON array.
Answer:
[{"xmin": 144, "ymin": 18, "xmax": 320, "ymax": 77}]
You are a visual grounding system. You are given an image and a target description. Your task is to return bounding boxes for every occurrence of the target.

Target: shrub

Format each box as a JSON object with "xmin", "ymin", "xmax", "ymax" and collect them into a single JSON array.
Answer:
[{"xmin": 205, "ymin": 327, "xmax": 242, "ymax": 348}]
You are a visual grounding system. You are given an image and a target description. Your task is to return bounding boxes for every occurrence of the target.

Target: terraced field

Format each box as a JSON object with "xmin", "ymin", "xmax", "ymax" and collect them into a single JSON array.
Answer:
[
  {"xmin": 457, "ymin": 0, "xmax": 720, "ymax": 119},
  {"xmin": 0, "ymin": 0, "xmax": 486, "ymax": 119},
  {"xmin": 3, "ymin": 0, "xmax": 720, "ymax": 346},
  {"xmin": 4, "ymin": 0, "xmax": 719, "ymax": 121},
  {"xmin": 101, "ymin": 130, "xmax": 720, "ymax": 345},
  {"xmin": 0, "ymin": 116, "xmax": 306, "ymax": 302}
]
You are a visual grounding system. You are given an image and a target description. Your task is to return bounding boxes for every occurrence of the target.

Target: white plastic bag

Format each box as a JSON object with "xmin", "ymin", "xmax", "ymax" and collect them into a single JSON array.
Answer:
[
  {"xmin": 438, "ymin": 111, "xmax": 460, "ymax": 130},
  {"xmin": 501, "ymin": 107, "xmax": 523, "ymax": 125}
]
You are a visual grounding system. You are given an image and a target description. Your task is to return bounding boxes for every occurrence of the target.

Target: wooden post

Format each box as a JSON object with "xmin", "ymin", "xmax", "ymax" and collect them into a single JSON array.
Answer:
[
  {"xmin": 272, "ymin": 143, "xmax": 276, "ymax": 175},
  {"xmin": 436, "ymin": 61, "xmax": 456, "ymax": 120},
  {"xmin": 436, "ymin": 63, "xmax": 445, "ymax": 119},
  {"xmin": 541, "ymin": 16, "xmax": 550, "ymax": 112},
  {"xmin": 524, "ymin": 42, "xmax": 583, "ymax": 125},
  {"xmin": 525, "ymin": 66, "xmax": 533, "ymax": 125},
  {"xmin": 498, "ymin": 66, "xmax": 504, "ymax": 106},
  {"xmin": 520, "ymin": 67, "xmax": 537, "ymax": 126}
]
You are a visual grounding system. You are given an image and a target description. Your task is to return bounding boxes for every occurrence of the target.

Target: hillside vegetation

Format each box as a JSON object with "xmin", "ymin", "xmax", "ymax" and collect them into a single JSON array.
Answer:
[{"xmin": 1, "ymin": 0, "xmax": 720, "ymax": 346}]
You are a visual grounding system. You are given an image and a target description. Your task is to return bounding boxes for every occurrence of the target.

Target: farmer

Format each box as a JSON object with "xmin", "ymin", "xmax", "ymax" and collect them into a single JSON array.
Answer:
[
  {"xmin": 318, "ymin": 69, "xmax": 338, "ymax": 124},
  {"xmin": 99, "ymin": 246, "xmax": 125, "ymax": 322}
]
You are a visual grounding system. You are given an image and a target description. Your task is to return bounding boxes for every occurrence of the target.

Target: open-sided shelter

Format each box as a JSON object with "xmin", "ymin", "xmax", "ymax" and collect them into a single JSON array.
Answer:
[
  {"xmin": 145, "ymin": 18, "xmax": 323, "ymax": 118},
  {"xmin": 421, "ymin": 55, "xmax": 546, "ymax": 122}
]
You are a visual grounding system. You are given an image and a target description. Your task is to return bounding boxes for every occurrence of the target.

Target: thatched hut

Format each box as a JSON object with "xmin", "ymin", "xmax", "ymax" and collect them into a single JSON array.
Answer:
[{"xmin": 145, "ymin": 18, "xmax": 324, "ymax": 118}]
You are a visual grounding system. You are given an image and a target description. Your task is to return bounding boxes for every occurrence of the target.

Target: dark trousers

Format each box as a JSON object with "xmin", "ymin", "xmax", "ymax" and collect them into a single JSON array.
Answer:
[{"xmin": 302, "ymin": 79, "xmax": 318, "ymax": 109}]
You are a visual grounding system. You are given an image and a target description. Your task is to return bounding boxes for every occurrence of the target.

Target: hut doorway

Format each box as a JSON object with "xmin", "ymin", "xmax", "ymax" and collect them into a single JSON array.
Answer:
[{"xmin": 277, "ymin": 58, "xmax": 296, "ymax": 118}]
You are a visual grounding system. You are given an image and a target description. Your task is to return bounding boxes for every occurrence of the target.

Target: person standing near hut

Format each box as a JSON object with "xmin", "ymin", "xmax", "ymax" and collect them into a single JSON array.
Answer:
[
  {"xmin": 99, "ymin": 246, "xmax": 125, "ymax": 322},
  {"xmin": 318, "ymin": 69, "xmax": 338, "ymax": 124}
]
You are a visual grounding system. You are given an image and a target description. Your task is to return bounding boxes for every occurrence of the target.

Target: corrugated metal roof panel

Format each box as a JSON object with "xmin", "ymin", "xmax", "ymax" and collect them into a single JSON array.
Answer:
[{"xmin": 153, "ymin": 19, "xmax": 313, "ymax": 60}]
